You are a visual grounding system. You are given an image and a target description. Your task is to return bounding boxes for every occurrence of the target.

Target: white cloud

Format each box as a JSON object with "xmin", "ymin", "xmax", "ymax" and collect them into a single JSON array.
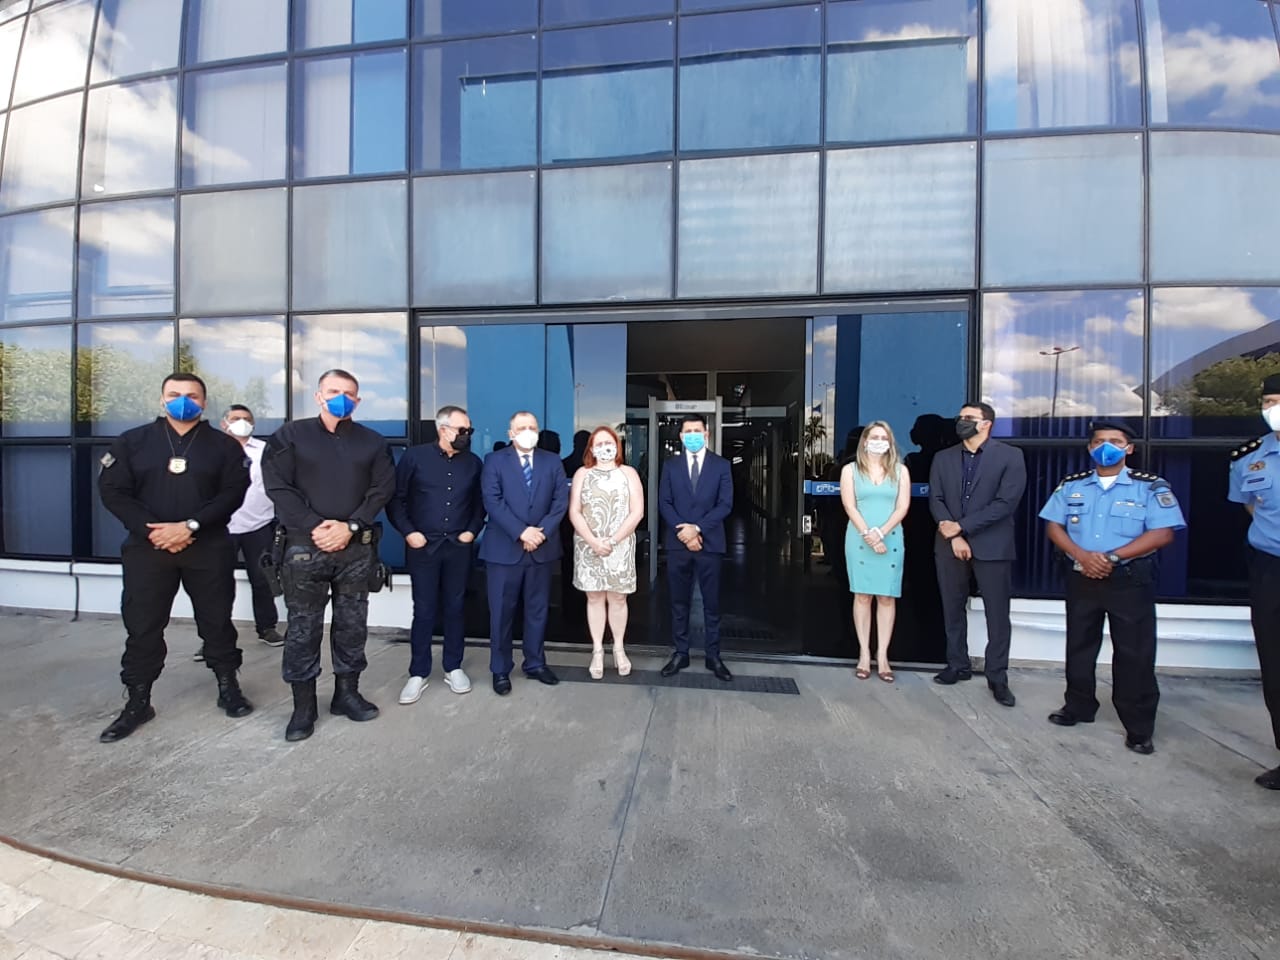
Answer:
[
  {"xmin": 1155, "ymin": 29, "xmax": 1280, "ymax": 121},
  {"xmin": 1152, "ymin": 286, "xmax": 1270, "ymax": 334}
]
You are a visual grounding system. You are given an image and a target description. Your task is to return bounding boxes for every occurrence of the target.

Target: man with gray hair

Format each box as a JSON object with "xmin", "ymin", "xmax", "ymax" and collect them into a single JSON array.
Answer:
[{"xmin": 388, "ymin": 405, "xmax": 485, "ymax": 704}]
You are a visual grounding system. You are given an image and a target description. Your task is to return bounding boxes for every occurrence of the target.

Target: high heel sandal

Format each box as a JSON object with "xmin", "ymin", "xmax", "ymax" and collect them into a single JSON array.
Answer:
[
  {"xmin": 589, "ymin": 648, "xmax": 604, "ymax": 680},
  {"xmin": 613, "ymin": 643, "xmax": 632, "ymax": 677}
]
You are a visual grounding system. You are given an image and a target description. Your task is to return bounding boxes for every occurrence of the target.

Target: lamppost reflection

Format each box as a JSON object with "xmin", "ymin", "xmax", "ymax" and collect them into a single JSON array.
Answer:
[{"xmin": 1039, "ymin": 345, "xmax": 1080, "ymax": 418}]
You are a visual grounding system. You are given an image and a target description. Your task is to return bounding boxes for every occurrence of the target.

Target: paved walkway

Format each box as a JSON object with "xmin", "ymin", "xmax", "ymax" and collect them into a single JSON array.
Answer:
[{"xmin": 1, "ymin": 609, "xmax": 1278, "ymax": 960}]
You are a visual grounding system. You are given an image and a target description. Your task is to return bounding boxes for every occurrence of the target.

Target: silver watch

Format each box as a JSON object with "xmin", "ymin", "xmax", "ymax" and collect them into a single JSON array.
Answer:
[
  {"xmin": 1105, "ymin": 552, "xmax": 1121, "ymax": 565},
  {"xmin": 185, "ymin": 519, "xmax": 200, "ymax": 532}
]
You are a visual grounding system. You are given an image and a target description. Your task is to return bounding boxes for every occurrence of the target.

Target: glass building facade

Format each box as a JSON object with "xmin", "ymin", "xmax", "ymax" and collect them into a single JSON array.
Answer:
[{"xmin": 1, "ymin": 0, "xmax": 1279, "ymax": 656}]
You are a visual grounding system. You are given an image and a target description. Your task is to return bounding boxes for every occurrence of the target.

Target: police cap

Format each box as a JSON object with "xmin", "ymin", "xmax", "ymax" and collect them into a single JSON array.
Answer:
[
  {"xmin": 1262, "ymin": 373, "xmax": 1280, "ymax": 397},
  {"xmin": 1088, "ymin": 420, "xmax": 1137, "ymax": 441}
]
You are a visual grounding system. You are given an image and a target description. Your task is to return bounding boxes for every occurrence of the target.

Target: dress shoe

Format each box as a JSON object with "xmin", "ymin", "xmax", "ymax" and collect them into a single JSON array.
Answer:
[
  {"xmin": 257, "ymin": 627, "xmax": 284, "ymax": 647},
  {"xmin": 398, "ymin": 675, "xmax": 428, "ymax": 705},
  {"xmin": 1125, "ymin": 736, "xmax": 1155, "ymax": 755},
  {"xmin": 99, "ymin": 682, "xmax": 155, "ymax": 743},
  {"xmin": 524, "ymin": 666, "xmax": 559, "ymax": 686},
  {"xmin": 706, "ymin": 658, "xmax": 733, "ymax": 682},
  {"xmin": 1048, "ymin": 709, "xmax": 1094, "ymax": 727},
  {"xmin": 193, "ymin": 647, "xmax": 206, "ymax": 663},
  {"xmin": 492, "ymin": 673, "xmax": 512, "ymax": 696},
  {"xmin": 330, "ymin": 673, "xmax": 379, "ymax": 721},
  {"xmin": 933, "ymin": 666, "xmax": 972, "ymax": 685},
  {"xmin": 990, "ymin": 683, "xmax": 1016, "ymax": 708},
  {"xmin": 443, "ymin": 668, "xmax": 472, "ymax": 694},
  {"xmin": 214, "ymin": 668, "xmax": 254, "ymax": 718},
  {"xmin": 285, "ymin": 680, "xmax": 317, "ymax": 742},
  {"xmin": 1254, "ymin": 765, "xmax": 1280, "ymax": 790},
  {"xmin": 660, "ymin": 653, "xmax": 690, "ymax": 677}
]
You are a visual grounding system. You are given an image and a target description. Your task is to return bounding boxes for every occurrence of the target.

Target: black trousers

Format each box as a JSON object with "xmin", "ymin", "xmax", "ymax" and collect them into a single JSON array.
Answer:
[
  {"xmin": 119, "ymin": 535, "xmax": 242, "ymax": 685},
  {"xmin": 230, "ymin": 522, "xmax": 278, "ymax": 634},
  {"xmin": 406, "ymin": 539, "xmax": 470, "ymax": 678},
  {"xmin": 668, "ymin": 549, "xmax": 723, "ymax": 661},
  {"xmin": 280, "ymin": 540, "xmax": 373, "ymax": 684},
  {"xmin": 1248, "ymin": 548, "xmax": 1280, "ymax": 750},
  {"xmin": 934, "ymin": 548, "xmax": 1012, "ymax": 686},
  {"xmin": 1063, "ymin": 559, "xmax": 1159, "ymax": 740}
]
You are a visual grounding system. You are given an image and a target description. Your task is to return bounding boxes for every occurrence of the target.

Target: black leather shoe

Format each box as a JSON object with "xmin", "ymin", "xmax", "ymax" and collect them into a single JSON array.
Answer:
[
  {"xmin": 933, "ymin": 667, "xmax": 972, "ymax": 685},
  {"xmin": 492, "ymin": 673, "xmax": 512, "ymax": 696},
  {"xmin": 330, "ymin": 673, "xmax": 379, "ymax": 721},
  {"xmin": 99, "ymin": 682, "xmax": 155, "ymax": 743},
  {"xmin": 214, "ymin": 668, "xmax": 254, "ymax": 718},
  {"xmin": 285, "ymin": 680, "xmax": 317, "ymax": 742},
  {"xmin": 1254, "ymin": 765, "xmax": 1280, "ymax": 790},
  {"xmin": 525, "ymin": 666, "xmax": 559, "ymax": 686},
  {"xmin": 990, "ymin": 683, "xmax": 1016, "ymax": 707},
  {"xmin": 1048, "ymin": 709, "xmax": 1095, "ymax": 727},
  {"xmin": 706, "ymin": 659, "xmax": 733, "ymax": 682},
  {"xmin": 1125, "ymin": 736, "xmax": 1155, "ymax": 755},
  {"xmin": 660, "ymin": 653, "xmax": 690, "ymax": 677}
]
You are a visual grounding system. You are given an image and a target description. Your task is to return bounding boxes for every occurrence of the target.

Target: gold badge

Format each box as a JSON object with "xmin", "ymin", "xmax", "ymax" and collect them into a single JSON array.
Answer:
[{"xmin": 1250, "ymin": 461, "xmax": 1266, "ymax": 472}]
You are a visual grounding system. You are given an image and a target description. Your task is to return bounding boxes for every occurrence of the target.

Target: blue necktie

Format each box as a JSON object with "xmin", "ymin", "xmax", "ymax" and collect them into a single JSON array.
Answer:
[{"xmin": 522, "ymin": 454, "xmax": 533, "ymax": 492}]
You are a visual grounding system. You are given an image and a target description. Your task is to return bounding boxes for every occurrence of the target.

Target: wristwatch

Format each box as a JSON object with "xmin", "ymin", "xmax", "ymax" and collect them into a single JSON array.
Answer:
[
  {"xmin": 185, "ymin": 519, "xmax": 200, "ymax": 532},
  {"xmin": 347, "ymin": 521, "xmax": 361, "ymax": 533},
  {"xmin": 1105, "ymin": 552, "xmax": 1122, "ymax": 565}
]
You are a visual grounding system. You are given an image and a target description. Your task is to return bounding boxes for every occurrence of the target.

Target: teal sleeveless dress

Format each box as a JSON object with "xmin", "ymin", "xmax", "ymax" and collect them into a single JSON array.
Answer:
[{"xmin": 844, "ymin": 466, "xmax": 904, "ymax": 598}]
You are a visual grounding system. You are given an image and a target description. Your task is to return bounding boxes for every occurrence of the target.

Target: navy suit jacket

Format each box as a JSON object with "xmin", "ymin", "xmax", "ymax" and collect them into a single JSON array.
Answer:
[
  {"xmin": 478, "ymin": 446, "xmax": 569, "ymax": 565},
  {"xmin": 658, "ymin": 451, "xmax": 733, "ymax": 554},
  {"xmin": 928, "ymin": 438, "xmax": 1026, "ymax": 562}
]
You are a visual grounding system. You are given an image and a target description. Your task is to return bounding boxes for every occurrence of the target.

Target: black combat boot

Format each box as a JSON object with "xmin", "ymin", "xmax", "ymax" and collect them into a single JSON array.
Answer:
[
  {"xmin": 214, "ymin": 667, "xmax": 254, "ymax": 718},
  {"xmin": 330, "ymin": 673, "xmax": 379, "ymax": 722},
  {"xmin": 99, "ymin": 682, "xmax": 156, "ymax": 743},
  {"xmin": 285, "ymin": 679, "xmax": 317, "ymax": 742}
]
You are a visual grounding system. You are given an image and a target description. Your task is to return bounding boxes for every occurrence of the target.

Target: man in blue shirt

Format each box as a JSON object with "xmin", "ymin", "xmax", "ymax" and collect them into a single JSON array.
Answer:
[
  {"xmin": 1039, "ymin": 422, "xmax": 1186, "ymax": 755},
  {"xmin": 387, "ymin": 405, "xmax": 485, "ymax": 705},
  {"xmin": 1228, "ymin": 373, "xmax": 1280, "ymax": 790}
]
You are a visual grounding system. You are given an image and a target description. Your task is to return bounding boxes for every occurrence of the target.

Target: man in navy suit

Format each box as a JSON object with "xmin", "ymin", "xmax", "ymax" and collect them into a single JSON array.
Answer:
[
  {"xmin": 658, "ymin": 414, "xmax": 735, "ymax": 682},
  {"xmin": 479, "ymin": 411, "xmax": 569, "ymax": 695}
]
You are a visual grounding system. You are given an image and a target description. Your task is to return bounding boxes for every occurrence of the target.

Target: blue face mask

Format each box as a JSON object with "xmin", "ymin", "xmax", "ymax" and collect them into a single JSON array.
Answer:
[
  {"xmin": 164, "ymin": 396, "xmax": 203, "ymax": 422},
  {"xmin": 1090, "ymin": 441, "xmax": 1126, "ymax": 468},
  {"xmin": 681, "ymin": 432, "xmax": 706, "ymax": 454},
  {"xmin": 325, "ymin": 394, "xmax": 356, "ymax": 419}
]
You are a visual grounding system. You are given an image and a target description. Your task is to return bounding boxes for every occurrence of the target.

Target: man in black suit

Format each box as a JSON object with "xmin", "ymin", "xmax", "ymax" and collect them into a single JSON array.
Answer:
[{"xmin": 928, "ymin": 402, "xmax": 1027, "ymax": 706}]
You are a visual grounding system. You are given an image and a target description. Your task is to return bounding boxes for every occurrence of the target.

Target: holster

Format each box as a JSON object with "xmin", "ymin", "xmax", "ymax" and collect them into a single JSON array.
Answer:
[
  {"xmin": 366, "ymin": 523, "xmax": 391, "ymax": 593},
  {"xmin": 260, "ymin": 523, "xmax": 287, "ymax": 597}
]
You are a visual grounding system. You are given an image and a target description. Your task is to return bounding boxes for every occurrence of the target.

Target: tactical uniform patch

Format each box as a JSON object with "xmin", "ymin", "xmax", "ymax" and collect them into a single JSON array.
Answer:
[
  {"xmin": 100, "ymin": 452, "xmax": 115, "ymax": 468},
  {"xmin": 1231, "ymin": 438, "xmax": 1263, "ymax": 462},
  {"xmin": 1145, "ymin": 477, "xmax": 1178, "ymax": 508}
]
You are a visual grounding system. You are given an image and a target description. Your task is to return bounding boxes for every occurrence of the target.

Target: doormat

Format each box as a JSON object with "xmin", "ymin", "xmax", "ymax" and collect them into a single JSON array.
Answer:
[{"xmin": 554, "ymin": 665, "xmax": 799, "ymax": 694}]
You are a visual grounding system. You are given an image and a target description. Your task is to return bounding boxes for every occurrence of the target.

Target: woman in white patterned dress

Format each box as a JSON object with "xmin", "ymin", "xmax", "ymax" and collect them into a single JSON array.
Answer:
[{"xmin": 569, "ymin": 426, "xmax": 644, "ymax": 679}]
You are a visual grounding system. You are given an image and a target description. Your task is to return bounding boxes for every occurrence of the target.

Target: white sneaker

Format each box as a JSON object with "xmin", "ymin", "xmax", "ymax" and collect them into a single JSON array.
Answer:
[
  {"xmin": 398, "ymin": 676, "xmax": 428, "ymax": 705},
  {"xmin": 443, "ymin": 668, "xmax": 472, "ymax": 694}
]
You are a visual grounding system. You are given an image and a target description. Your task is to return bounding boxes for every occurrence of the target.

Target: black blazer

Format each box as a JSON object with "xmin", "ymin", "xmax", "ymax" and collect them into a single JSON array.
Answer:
[{"xmin": 928, "ymin": 439, "xmax": 1026, "ymax": 562}]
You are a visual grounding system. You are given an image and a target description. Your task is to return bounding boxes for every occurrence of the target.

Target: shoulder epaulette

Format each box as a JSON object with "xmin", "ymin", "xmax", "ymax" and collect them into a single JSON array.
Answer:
[
  {"xmin": 1127, "ymin": 470, "xmax": 1166, "ymax": 485},
  {"xmin": 1230, "ymin": 438, "xmax": 1263, "ymax": 462},
  {"xmin": 1055, "ymin": 470, "xmax": 1091, "ymax": 490}
]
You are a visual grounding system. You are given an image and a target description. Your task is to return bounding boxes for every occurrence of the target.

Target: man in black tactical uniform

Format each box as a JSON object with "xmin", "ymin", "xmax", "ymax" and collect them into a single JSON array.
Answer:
[
  {"xmin": 97, "ymin": 373, "xmax": 254, "ymax": 743},
  {"xmin": 261, "ymin": 369, "xmax": 395, "ymax": 742}
]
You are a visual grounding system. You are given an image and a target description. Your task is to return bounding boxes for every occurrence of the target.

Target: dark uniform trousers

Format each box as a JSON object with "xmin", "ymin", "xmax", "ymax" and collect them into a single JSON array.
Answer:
[
  {"xmin": 1064, "ymin": 557, "xmax": 1159, "ymax": 739},
  {"xmin": 280, "ymin": 539, "xmax": 374, "ymax": 683},
  {"xmin": 934, "ymin": 551, "xmax": 1013, "ymax": 687},
  {"xmin": 668, "ymin": 549, "xmax": 723, "ymax": 662},
  {"xmin": 1249, "ymin": 548, "xmax": 1280, "ymax": 749},
  {"xmin": 406, "ymin": 539, "xmax": 470, "ymax": 678},
  {"xmin": 120, "ymin": 535, "xmax": 241, "ymax": 685},
  {"xmin": 229, "ymin": 521, "xmax": 278, "ymax": 634}
]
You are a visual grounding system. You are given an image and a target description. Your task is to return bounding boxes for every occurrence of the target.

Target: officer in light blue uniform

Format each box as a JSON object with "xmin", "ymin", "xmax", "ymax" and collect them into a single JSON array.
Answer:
[
  {"xmin": 1039, "ymin": 421, "xmax": 1185, "ymax": 755},
  {"xmin": 1228, "ymin": 372, "xmax": 1280, "ymax": 790}
]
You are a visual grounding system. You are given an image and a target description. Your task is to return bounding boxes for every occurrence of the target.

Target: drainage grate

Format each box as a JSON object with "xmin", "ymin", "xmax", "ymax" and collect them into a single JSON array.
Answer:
[{"xmin": 555, "ymin": 665, "xmax": 799, "ymax": 694}]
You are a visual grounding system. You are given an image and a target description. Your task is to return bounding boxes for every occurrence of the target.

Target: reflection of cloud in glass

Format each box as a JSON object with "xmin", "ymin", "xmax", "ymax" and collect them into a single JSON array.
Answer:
[
  {"xmin": 291, "ymin": 313, "xmax": 408, "ymax": 422},
  {"xmin": 1153, "ymin": 29, "xmax": 1280, "ymax": 121},
  {"xmin": 83, "ymin": 78, "xmax": 179, "ymax": 195},
  {"xmin": 11, "ymin": 0, "xmax": 94, "ymax": 106},
  {"xmin": 0, "ymin": 93, "xmax": 83, "ymax": 209},
  {"xmin": 180, "ymin": 317, "xmax": 286, "ymax": 366}
]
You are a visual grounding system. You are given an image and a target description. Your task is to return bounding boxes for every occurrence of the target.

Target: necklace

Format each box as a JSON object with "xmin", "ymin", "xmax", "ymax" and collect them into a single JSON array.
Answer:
[{"xmin": 165, "ymin": 422, "xmax": 200, "ymax": 474}]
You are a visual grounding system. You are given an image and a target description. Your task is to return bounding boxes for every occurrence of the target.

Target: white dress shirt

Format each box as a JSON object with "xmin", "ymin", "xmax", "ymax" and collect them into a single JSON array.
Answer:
[
  {"xmin": 228, "ymin": 437, "xmax": 275, "ymax": 534},
  {"xmin": 687, "ymin": 449, "xmax": 703, "ymax": 479}
]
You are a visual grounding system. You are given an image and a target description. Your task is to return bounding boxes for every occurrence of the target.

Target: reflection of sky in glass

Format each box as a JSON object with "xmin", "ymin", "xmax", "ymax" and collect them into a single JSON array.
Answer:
[
  {"xmin": 11, "ymin": 0, "xmax": 94, "ymax": 106},
  {"xmin": 983, "ymin": 290, "xmax": 1145, "ymax": 434},
  {"xmin": 0, "ymin": 93, "xmax": 84, "ymax": 211},
  {"xmin": 179, "ymin": 316, "xmax": 287, "ymax": 432},
  {"xmin": 93, "ymin": 0, "xmax": 182, "ymax": 82},
  {"xmin": 291, "ymin": 313, "xmax": 408, "ymax": 435},
  {"xmin": 83, "ymin": 77, "xmax": 179, "ymax": 195},
  {"xmin": 1145, "ymin": 0, "xmax": 1280, "ymax": 129},
  {"xmin": 546, "ymin": 324, "xmax": 626, "ymax": 442},
  {"xmin": 0, "ymin": 208, "xmax": 75, "ymax": 325},
  {"xmin": 78, "ymin": 197, "xmax": 174, "ymax": 317}
]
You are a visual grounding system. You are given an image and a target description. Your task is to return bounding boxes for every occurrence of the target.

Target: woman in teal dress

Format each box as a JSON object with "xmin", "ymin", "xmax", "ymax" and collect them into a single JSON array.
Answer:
[{"xmin": 840, "ymin": 421, "xmax": 912, "ymax": 681}]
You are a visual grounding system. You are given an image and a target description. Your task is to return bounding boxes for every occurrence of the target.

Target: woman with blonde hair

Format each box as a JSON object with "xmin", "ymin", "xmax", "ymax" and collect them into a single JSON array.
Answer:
[
  {"xmin": 569, "ymin": 426, "xmax": 644, "ymax": 678},
  {"xmin": 840, "ymin": 420, "xmax": 911, "ymax": 681}
]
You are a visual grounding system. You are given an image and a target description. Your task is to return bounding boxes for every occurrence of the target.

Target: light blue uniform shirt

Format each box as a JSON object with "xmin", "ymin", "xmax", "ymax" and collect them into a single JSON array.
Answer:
[
  {"xmin": 1039, "ymin": 466, "xmax": 1186, "ymax": 553},
  {"xmin": 1229, "ymin": 432, "xmax": 1280, "ymax": 558}
]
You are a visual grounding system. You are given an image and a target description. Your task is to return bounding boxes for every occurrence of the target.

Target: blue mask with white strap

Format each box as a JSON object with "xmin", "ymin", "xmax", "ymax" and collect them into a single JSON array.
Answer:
[
  {"xmin": 325, "ymin": 394, "xmax": 356, "ymax": 419},
  {"xmin": 1089, "ymin": 442, "xmax": 1126, "ymax": 468},
  {"xmin": 682, "ymin": 433, "xmax": 705, "ymax": 454},
  {"xmin": 163, "ymin": 396, "xmax": 203, "ymax": 421}
]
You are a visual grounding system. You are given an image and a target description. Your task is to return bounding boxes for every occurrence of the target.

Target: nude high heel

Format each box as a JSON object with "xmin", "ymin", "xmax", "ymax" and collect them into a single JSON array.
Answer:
[
  {"xmin": 613, "ymin": 642, "xmax": 632, "ymax": 677},
  {"xmin": 589, "ymin": 647, "xmax": 604, "ymax": 680}
]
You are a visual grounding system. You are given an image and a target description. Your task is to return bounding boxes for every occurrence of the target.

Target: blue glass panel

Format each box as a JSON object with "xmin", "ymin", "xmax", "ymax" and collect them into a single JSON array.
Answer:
[
  {"xmin": 825, "ymin": 141, "xmax": 976, "ymax": 292},
  {"xmin": 82, "ymin": 78, "xmax": 178, "ymax": 196},
  {"xmin": 0, "ymin": 207, "xmax": 74, "ymax": 324},
  {"xmin": 983, "ymin": 133, "xmax": 1143, "ymax": 286},
  {"xmin": 679, "ymin": 5, "xmax": 819, "ymax": 152},
  {"xmin": 11, "ymin": 0, "xmax": 95, "ymax": 106},
  {"xmin": 984, "ymin": 0, "xmax": 1142, "ymax": 131},
  {"xmin": 982, "ymin": 290, "xmax": 1145, "ymax": 439},
  {"xmin": 186, "ymin": 0, "xmax": 287, "ymax": 64},
  {"xmin": 545, "ymin": 324, "xmax": 627, "ymax": 448},
  {"xmin": 292, "ymin": 313, "xmax": 408, "ymax": 437},
  {"xmin": 356, "ymin": 0, "xmax": 408, "ymax": 41},
  {"xmin": 414, "ymin": 36, "xmax": 537, "ymax": 170},
  {"xmin": 542, "ymin": 162, "xmax": 672, "ymax": 302},
  {"xmin": 826, "ymin": 0, "xmax": 976, "ymax": 142},
  {"xmin": 678, "ymin": 152, "xmax": 818, "ymax": 297},
  {"xmin": 680, "ymin": 0, "xmax": 808, "ymax": 11},
  {"xmin": 77, "ymin": 319, "xmax": 175, "ymax": 437},
  {"xmin": 2, "ymin": 447, "xmax": 72, "ymax": 555},
  {"xmin": 0, "ymin": 325, "xmax": 72, "ymax": 438},
  {"xmin": 416, "ymin": 0, "xmax": 536, "ymax": 38},
  {"xmin": 296, "ymin": 51, "xmax": 407, "ymax": 178},
  {"xmin": 292, "ymin": 180, "xmax": 408, "ymax": 310},
  {"xmin": 183, "ymin": 64, "xmax": 287, "ymax": 187},
  {"xmin": 78, "ymin": 197, "xmax": 175, "ymax": 317},
  {"xmin": 178, "ymin": 317, "xmax": 288, "ymax": 436},
  {"xmin": 297, "ymin": 0, "xmax": 407, "ymax": 48},
  {"xmin": 1150, "ymin": 131, "xmax": 1280, "ymax": 283},
  {"xmin": 0, "ymin": 92, "xmax": 83, "ymax": 211},
  {"xmin": 1150, "ymin": 287, "xmax": 1280, "ymax": 439},
  {"xmin": 93, "ymin": 0, "xmax": 182, "ymax": 81},
  {"xmin": 1145, "ymin": 0, "xmax": 1280, "ymax": 130},
  {"xmin": 543, "ymin": 0, "xmax": 671, "ymax": 26},
  {"xmin": 542, "ymin": 20, "xmax": 673, "ymax": 163},
  {"xmin": 413, "ymin": 171, "xmax": 536, "ymax": 306}
]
